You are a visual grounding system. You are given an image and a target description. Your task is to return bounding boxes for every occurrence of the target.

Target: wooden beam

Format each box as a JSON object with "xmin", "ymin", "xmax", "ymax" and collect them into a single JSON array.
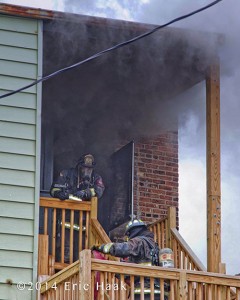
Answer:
[{"xmin": 206, "ymin": 61, "xmax": 221, "ymax": 273}]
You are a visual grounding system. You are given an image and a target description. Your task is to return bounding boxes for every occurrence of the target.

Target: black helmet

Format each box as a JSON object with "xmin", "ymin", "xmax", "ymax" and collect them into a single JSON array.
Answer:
[
  {"xmin": 77, "ymin": 154, "xmax": 96, "ymax": 168},
  {"xmin": 125, "ymin": 219, "xmax": 147, "ymax": 236}
]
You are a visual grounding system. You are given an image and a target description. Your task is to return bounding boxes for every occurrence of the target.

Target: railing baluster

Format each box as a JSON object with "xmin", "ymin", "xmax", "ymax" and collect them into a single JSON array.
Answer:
[
  {"xmin": 188, "ymin": 281, "xmax": 193, "ymax": 300},
  {"xmin": 150, "ymin": 277, "xmax": 154, "ymax": 300},
  {"xmin": 44, "ymin": 207, "xmax": 48, "ymax": 235},
  {"xmin": 178, "ymin": 245, "xmax": 182, "ymax": 269},
  {"xmin": 70, "ymin": 209, "xmax": 74, "ymax": 264},
  {"xmin": 165, "ymin": 219, "xmax": 168, "ymax": 248},
  {"xmin": 140, "ymin": 276, "xmax": 144, "ymax": 300},
  {"xmin": 130, "ymin": 275, "xmax": 135, "ymax": 300},
  {"xmin": 61, "ymin": 209, "xmax": 65, "ymax": 263},
  {"xmin": 237, "ymin": 287, "xmax": 240, "ymax": 300},
  {"xmin": 226, "ymin": 286, "xmax": 231, "ymax": 300},
  {"xmin": 170, "ymin": 280, "xmax": 175, "ymax": 300},
  {"xmin": 85, "ymin": 211, "xmax": 89, "ymax": 248},
  {"xmin": 52, "ymin": 208, "xmax": 56, "ymax": 259},
  {"xmin": 99, "ymin": 272, "xmax": 104, "ymax": 300},
  {"xmin": 157, "ymin": 222, "xmax": 160, "ymax": 245},
  {"xmin": 120, "ymin": 274, "xmax": 126, "ymax": 300},
  {"xmin": 161, "ymin": 221, "xmax": 165, "ymax": 248},
  {"xmin": 79, "ymin": 210, "xmax": 83, "ymax": 252},
  {"xmin": 160, "ymin": 278, "xmax": 164, "ymax": 300}
]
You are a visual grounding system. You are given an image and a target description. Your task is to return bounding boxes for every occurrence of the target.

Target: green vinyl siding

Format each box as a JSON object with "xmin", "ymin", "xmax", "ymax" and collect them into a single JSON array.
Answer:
[
  {"xmin": 0, "ymin": 15, "xmax": 38, "ymax": 33},
  {"xmin": 0, "ymin": 169, "xmax": 35, "ymax": 187},
  {"xmin": 0, "ymin": 137, "xmax": 35, "ymax": 155},
  {"xmin": 0, "ymin": 60, "xmax": 38, "ymax": 79},
  {"xmin": 0, "ymin": 250, "xmax": 33, "ymax": 268},
  {"xmin": 0, "ymin": 75, "xmax": 37, "ymax": 94},
  {"xmin": 0, "ymin": 106, "xmax": 36, "ymax": 124},
  {"xmin": 0, "ymin": 201, "xmax": 34, "ymax": 220},
  {"xmin": 0, "ymin": 152, "xmax": 35, "ymax": 171},
  {"xmin": 0, "ymin": 217, "xmax": 34, "ymax": 236},
  {"xmin": 0, "ymin": 121, "xmax": 36, "ymax": 140},
  {"xmin": 0, "ymin": 185, "xmax": 35, "ymax": 203},
  {"xmin": 0, "ymin": 233, "xmax": 33, "ymax": 252},
  {"xmin": 0, "ymin": 30, "xmax": 38, "ymax": 49},
  {"xmin": 0, "ymin": 90, "xmax": 37, "ymax": 109},
  {"xmin": 0, "ymin": 44, "xmax": 37, "ymax": 64},
  {"xmin": 0, "ymin": 14, "xmax": 42, "ymax": 300}
]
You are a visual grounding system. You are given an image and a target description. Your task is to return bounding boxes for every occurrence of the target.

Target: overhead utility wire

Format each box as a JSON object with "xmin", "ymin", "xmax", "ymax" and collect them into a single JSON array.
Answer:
[{"xmin": 0, "ymin": 0, "xmax": 223, "ymax": 99}]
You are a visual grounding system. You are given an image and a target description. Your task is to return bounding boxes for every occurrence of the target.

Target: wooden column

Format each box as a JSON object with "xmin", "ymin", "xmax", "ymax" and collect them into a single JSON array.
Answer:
[
  {"xmin": 167, "ymin": 206, "xmax": 176, "ymax": 248},
  {"xmin": 79, "ymin": 249, "xmax": 92, "ymax": 300},
  {"xmin": 178, "ymin": 271, "xmax": 187, "ymax": 300},
  {"xmin": 206, "ymin": 61, "xmax": 221, "ymax": 273}
]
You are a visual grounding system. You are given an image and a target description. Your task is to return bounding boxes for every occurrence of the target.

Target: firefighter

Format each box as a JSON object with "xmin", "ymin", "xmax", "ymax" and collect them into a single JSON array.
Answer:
[
  {"xmin": 50, "ymin": 154, "xmax": 105, "ymax": 263},
  {"xmin": 92, "ymin": 219, "xmax": 168, "ymax": 299},
  {"xmin": 94, "ymin": 219, "xmax": 156, "ymax": 263},
  {"xmin": 50, "ymin": 153, "xmax": 105, "ymax": 201}
]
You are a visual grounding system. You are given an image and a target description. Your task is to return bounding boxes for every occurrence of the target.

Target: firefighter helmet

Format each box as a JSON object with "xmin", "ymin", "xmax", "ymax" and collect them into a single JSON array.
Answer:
[
  {"xmin": 125, "ymin": 219, "xmax": 147, "ymax": 236},
  {"xmin": 77, "ymin": 154, "xmax": 96, "ymax": 168}
]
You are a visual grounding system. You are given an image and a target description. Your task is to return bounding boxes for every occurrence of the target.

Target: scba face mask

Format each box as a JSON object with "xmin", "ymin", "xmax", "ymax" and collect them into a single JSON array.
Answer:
[{"xmin": 81, "ymin": 167, "xmax": 93, "ymax": 181}]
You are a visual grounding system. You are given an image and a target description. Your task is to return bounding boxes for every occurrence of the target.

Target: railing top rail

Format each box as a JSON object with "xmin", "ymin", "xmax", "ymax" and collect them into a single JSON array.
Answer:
[
  {"xmin": 91, "ymin": 218, "xmax": 111, "ymax": 243},
  {"xmin": 40, "ymin": 259, "xmax": 79, "ymax": 293},
  {"xmin": 171, "ymin": 228, "xmax": 206, "ymax": 271},
  {"xmin": 40, "ymin": 196, "xmax": 92, "ymax": 211},
  {"xmin": 91, "ymin": 219, "xmax": 120, "ymax": 261},
  {"xmin": 92, "ymin": 258, "xmax": 179, "ymax": 279},
  {"xmin": 91, "ymin": 258, "xmax": 240, "ymax": 287}
]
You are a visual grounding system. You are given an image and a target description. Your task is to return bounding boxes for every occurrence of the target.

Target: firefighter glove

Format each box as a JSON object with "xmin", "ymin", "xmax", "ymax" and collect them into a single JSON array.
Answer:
[
  {"xmin": 91, "ymin": 244, "xmax": 101, "ymax": 251},
  {"xmin": 54, "ymin": 190, "xmax": 69, "ymax": 200},
  {"xmin": 84, "ymin": 188, "xmax": 93, "ymax": 199},
  {"xmin": 74, "ymin": 190, "xmax": 86, "ymax": 199},
  {"xmin": 98, "ymin": 243, "xmax": 113, "ymax": 254}
]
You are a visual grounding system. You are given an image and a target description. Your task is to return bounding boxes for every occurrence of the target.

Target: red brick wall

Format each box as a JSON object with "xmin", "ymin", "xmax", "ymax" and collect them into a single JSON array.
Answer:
[{"xmin": 134, "ymin": 131, "xmax": 178, "ymax": 225}]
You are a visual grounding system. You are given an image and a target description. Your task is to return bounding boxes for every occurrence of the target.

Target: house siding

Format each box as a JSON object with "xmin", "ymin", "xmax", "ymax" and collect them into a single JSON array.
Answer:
[{"xmin": 0, "ymin": 14, "xmax": 42, "ymax": 300}]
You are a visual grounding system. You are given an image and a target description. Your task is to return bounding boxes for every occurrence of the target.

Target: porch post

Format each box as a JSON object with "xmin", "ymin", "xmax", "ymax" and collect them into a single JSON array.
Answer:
[
  {"xmin": 167, "ymin": 206, "xmax": 176, "ymax": 249},
  {"xmin": 79, "ymin": 249, "xmax": 92, "ymax": 300},
  {"xmin": 206, "ymin": 61, "xmax": 221, "ymax": 273}
]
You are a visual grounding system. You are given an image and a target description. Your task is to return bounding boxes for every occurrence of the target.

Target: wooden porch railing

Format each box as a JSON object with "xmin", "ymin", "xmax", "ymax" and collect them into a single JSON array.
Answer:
[
  {"xmin": 38, "ymin": 196, "xmax": 97, "ymax": 275},
  {"xmin": 148, "ymin": 207, "xmax": 207, "ymax": 272},
  {"xmin": 148, "ymin": 206, "xmax": 177, "ymax": 249},
  {"xmin": 39, "ymin": 199, "xmax": 206, "ymax": 277},
  {"xmin": 171, "ymin": 228, "xmax": 206, "ymax": 271},
  {"xmin": 40, "ymin": 249, "xmax": 240, "ymax": 300}
]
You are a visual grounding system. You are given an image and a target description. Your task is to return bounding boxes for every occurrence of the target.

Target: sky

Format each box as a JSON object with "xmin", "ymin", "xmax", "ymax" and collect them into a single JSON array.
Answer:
[{"xmin": 1, "ymin": 0, "xmax": 239, "ymax": 275}]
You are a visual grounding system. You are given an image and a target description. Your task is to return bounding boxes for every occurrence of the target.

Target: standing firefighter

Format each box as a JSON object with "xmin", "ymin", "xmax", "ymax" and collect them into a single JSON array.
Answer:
[
  {"xmin": 50, "ymin": 153, "xmax": 105, "ymax": 201},
  {"xmin": 92, "ymin": 219, "xmax": 169, "ymax": 299},
  {"xmin": 50, "ymin": 154, "xmax": 105, "ymax": 262}
]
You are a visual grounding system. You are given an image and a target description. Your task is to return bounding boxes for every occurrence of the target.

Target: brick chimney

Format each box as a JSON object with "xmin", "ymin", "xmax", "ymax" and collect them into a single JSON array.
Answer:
[{"xmin": 134, "ymin": 131, "xmax": 178, "ymax": 225}]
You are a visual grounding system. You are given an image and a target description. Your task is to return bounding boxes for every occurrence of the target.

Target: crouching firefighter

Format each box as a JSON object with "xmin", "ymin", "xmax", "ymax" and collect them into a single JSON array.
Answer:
[{"xmin": 92, "ymin": 219, "xmax": 169, "ymax": 300}]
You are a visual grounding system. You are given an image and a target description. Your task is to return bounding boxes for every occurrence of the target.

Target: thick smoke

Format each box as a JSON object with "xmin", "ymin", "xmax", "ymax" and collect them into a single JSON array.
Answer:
[{"xmin": 59, "ymin": 0, "xmax": 240, "ymax": 274}]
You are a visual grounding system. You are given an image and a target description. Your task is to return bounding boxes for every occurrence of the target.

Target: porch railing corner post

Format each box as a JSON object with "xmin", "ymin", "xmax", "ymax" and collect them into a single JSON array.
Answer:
[
  {"xmin": 79, "ymin": 249, "xmax": 92, "ymax": 300},
  {"xmin": 178, "ymin": 271, "xmax": 187, "ymax": 300},
  {"xmin": 167, "ymin": 206, "xmax": 177, "ymax": 249}
]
